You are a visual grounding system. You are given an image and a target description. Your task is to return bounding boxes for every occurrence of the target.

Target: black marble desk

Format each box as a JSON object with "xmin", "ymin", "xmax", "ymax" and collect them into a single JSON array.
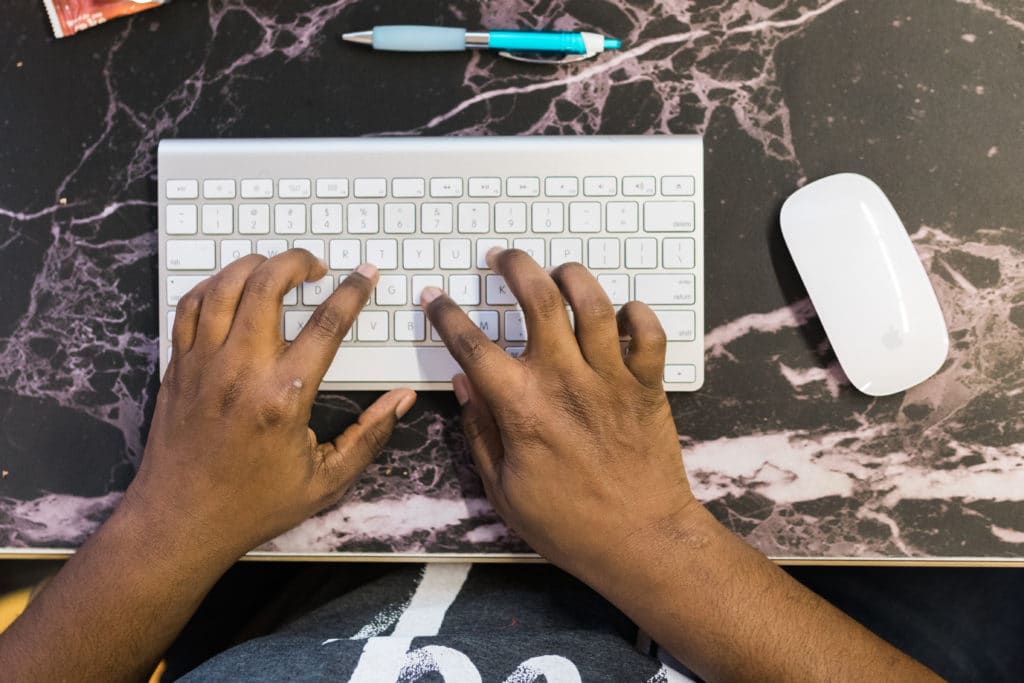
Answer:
[{"xmin": 1, "ymin": 0, "xmax": 1022, "ymax": 562}]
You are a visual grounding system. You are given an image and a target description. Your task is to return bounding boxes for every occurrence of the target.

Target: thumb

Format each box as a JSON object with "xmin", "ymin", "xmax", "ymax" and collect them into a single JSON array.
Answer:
[{"xmin": 453, "ymin": 373, "xmax": 504, "ymax": 489}]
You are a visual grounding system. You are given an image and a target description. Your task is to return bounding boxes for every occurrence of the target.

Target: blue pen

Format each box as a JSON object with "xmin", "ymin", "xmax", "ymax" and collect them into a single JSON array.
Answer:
[{"xmin": 341, "ymin": 25, "xmax": 622, "ymax": 64}]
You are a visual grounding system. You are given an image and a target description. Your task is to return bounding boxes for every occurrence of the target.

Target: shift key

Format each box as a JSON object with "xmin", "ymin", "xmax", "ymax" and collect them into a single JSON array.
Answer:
[{"xmin": 634, "ymin": 274, "xmax": 695, "ymax": 304}]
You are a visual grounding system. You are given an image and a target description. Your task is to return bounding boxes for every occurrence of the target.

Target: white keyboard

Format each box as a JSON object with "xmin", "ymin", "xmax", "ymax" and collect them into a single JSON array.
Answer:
[{"xmin": 158, "ymin": 136, "xmax": 704, "ymax": 391}]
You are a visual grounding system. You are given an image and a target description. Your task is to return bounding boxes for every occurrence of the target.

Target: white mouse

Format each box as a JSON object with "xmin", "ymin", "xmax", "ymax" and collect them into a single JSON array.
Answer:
[{"xmin": 780, "ymin": 173, "xmax": 948, "ymax": 397}]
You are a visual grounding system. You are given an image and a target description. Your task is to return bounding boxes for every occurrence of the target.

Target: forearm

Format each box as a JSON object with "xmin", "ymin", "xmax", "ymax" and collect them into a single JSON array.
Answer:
[
  {"xmin": 589, "ymin": 505, "xmax": 939, "ymax": 683},
  {"xmin": 0, "ymin": 495, "xmax": 238, "ymax": 682}
]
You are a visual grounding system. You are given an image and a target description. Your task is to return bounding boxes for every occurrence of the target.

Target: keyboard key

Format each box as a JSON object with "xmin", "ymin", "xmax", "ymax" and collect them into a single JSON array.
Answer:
[
  {"xmin": 284, "ymin": 288, "xmax": 298, "ymax": 306},
  {"xmin": 274, "ymin": 204, "xmax": 306, "ymax": 234},
  {"xmin": 506, "ymin": 346, "xmax": 526, "ymax": 358},
  {"xmin": 597, "ymin": 274, "xmax": 629, "ymax": 305},
  {"xmin": 476, "ymin": 238, "xmax": 508, "ymax": 269},
  {"xmin": 375, "ymin": 274, "xmax": 407, "ymax": 305},
  {"xmin": 505, "ymin": 310, "xmax": 527, "ymax": 341},
  {"xmin": 468, "ymin": 310, "xmax": 499, "ymax": 341},
  {"xmin": 625, "ymin": 238, "xmax": 657, "ymax": 269},
  {"xmin": 357, "ymin": 311, "xmax": 389, "ymax": 341},
  {"xmin": 392, "ymin": 178, "xmax": 425, "ymax": 198},
  {"xmin": 384, "ymin": 203, "xmax": 416, "ymax": 233},
  {"xmin": 507, "ymin": 177, "xmax": 540, "ymax": 197},
  {"xmin": 623, "ymin": 176, "xmax": 656, "ymax": 196},
  {"xmin": 329, "ymin": 240, "xmax": 360, "ymax": 270},
  {"xmin": 166, "ymin": 179, "xmax": 198, "ymax": 199},
  {"xmin": 583, "ymin": 176, "xmax": 616, "ymax": 196},
  {"xmin": 279, "ymin": 178, "xmax": 311, "ymax": 198},
  {"xmin": 347, "ymin": 204, "xmax": 379, "ymax": 234},
  {"xmin": 449, "ymin": 274, "xmax": 481, "ymax": 305},
  {"xmin": 201, "ymin": 205, "xmax": 233, "ymax": 234},
  {"xmin": 354, "ymin": 178, "xmax": 387, "ymax": 198},
  {"xmin": 587, "ymin": 238, "xmax": 620, "ymax": 269},
  {"xmin": 220, "ymin": 239, "xmax": 252, "ymax": 267},
  {"xmin": 166, "ymin": 275, "xmax": 209, "ymax": 305},
  {"xmin": 303, "ymin": 276, "xmax": 334, "ymax": 305},
  {"xmin": 323, "ymin": 347, "xmax": 462, "ymax": 382},
  {"xmin": 293, "ymin": 239, "xmax": 325, "ymax": 260},
  {"xmin": 316, "ymin": 178, "xmax": 349, "ymax": 198},
  {"xmin": 167, "ymin": 311, "xmax": 175, "ymax": 340},
  {"xmin": 458, "ymin": 203, "xmax": 490, "ymax": 233},
  {"xmin": 430, "ymin": 177, "xmax": 463, "ymax": 198},
  {"xmin": 532, "ymin": 202, "xmax": 564, "ymax": 233},
  {"xmin": 365, "ymin": 239, "xmax": 398, "ymax": 269},
  {"xmin": 402, "ymin": 239, "xmax": 435, "ymax": 270},
  {"xmin": 241, "ymin": 179, "xmax": 273, "ymax": 199},
  {"xmin": 512, "ymin": 238, "xmax": 545, "ymax": 267},
  {"xmin": 394, "ymin": 311, "xmax": 425, "ymax": 341},
  {"xmin": 662, "ymin": 176, "xmax": 695, "ymax": 196},
  {"xmin": 550, "ymin": 238, "xmax": 582, "ymax": 267},
  {"xmin": 643, "ymin": 201, "xmax": 695, "ymax": 232},
  {"xmin": 238, "ymin": 204, "xmax": 270, "ymax": 234},
  {"xmin": 468, "ymin": 177, "xmax": 501, "ymax": 197},
  {"xmin": 607, "ymin": 202, "xmax": 639, "ymax": 232},
  {"xmin": 167, "ymin": 240, "xmax": 215, "ymax": 270},
  {"xmin": 494, "ymin": 202, "xmax": 527, "ymax": 233},
  {"xmin": 486, "ymin": 275, "xmax": 516, "ymax": 305},
  {"xmin": 545, "ymin": 177, "xmax": 578, "ymax": 197},
  {"xmin": 422, "ymin": 203, "xmax": 454, "ymax": 233},
  {"xmin": 411, "ymin": 275, "xmax": 443, "ymax": 305},
  {"xmin": 166, "ymin": 205, "xmax": 197, "ymax": 234},
  {"xmin": 664, "ymin": 364, "xmax": 697, "ymax": 383},
  {"xmin": 256, "ymin": 239, "xmax": 288, "ymax": 259},
  {"xmin": 663, "ymin": 238, "xmax": 695, "ymax": 269},
  {"xmin": 440, "ymin": 239, "xmax": 472, "ymax": 269},
  {"xmin": 569, "ymin": 202, "xmax": 601, "ymax": 232},
  {"xmin": 284, "ymin": 311, "xmax": 312, "ymax": 341},
  {"xmin": 203, "ymin": 179, "xmax": 236, "ymax": 199},
  {"xmin": 311, "ymin": 204, "xmax": 343, "ymax": 234},
  {"xmin": 652, "ymin": 309, "xmax": 696, "ymax": 341},
  {"xmin": 635, "ymin": 274, "xmax": 695, "ymax": 304}
]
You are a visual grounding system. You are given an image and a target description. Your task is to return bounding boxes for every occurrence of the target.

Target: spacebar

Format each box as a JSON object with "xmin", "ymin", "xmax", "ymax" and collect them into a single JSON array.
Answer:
[{"xmin": 323, "ymin": 346, "xmax": 463, "ymax": 383}]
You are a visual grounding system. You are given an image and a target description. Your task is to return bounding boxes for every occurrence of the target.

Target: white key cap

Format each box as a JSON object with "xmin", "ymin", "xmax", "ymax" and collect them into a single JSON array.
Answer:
[
  {"xmin": 279, "ymin": 178, "xmax": 311, "ymax": 198},
  {"xmin": 653, "ymin": 310, "xmax": 696, "ymax": 341},
  {"xmin": 644, "ymin": 201, "xmax": 696, "ymax": 232},
  {"xmin": 597, "ymin": 274, "xmax": 629, "ymax": 305},
  {"xmin": 494, "ymin": 202, "xmax": 527, "ymax": 233},
  {"xmin": 662, "ymin": 176, "xmax": 695, "ymax": 196},
  {"xmin": 469, "ymin": 311, "xmax": 499, "ymax": 341},
  {"xmin": 347, "ymin": 204, "xmax": 379, "ymax": 234},
  {"xmin": 365, "ymin": 239, "xmax": 398, "ymax": 269},
  {"xmin": 635, "ymin": 274, "xmax": 696, "ymax": 304},
  {"xmin": 357, "ymin": 311, "xmax": 389, "ymax": 341},
  {"xmin": 238, "ymin": 204, "xmax": 270, "ymax": 234},
  {"xmin": 394, "ymin": 310, "xmax": 425, "ymax": 341},
  {"xmin": 316, "ymin": 178, "xmax": 349, "ymax": 198},
  {"xmin": 449, "ymin": 274, "xmax": 481, "ymax": 305},
  {"xmin": 274, "ymin": 204, "xmax": 306, "ymax": 234},
  {"xmin": 607, "ymin": 202, "xmax": 639, "ymax": 232},
  {"xmin": 303, "ymin": 276, "xmax": 334, "ymax": 305},
  {"xmin": 412, "ymin": 275, "xmax": 443, "ymax": 305},
  {"xmin": 468, "ymin": 177, "xmax": 501, "ymax": 197},
  {"xmin": 323, "ymin": 347, "xmax": 462, "ymax": 382},
  {"xmin": 375, "ymin": 274, "xmax": 407, "ymax": 305},
  {"xmin": 458, "ymin": 203, "xmax": 490, "ymax": 233},
  {"xmin": 422, "ymin": 203, "xmax": 454, "ymax": 233},
  {"xmin": 504, "ymin": 310, "xmax": 527, "ymax": 341},
  {"xmin": 167, "ymin": 275, "xmax": 209, "ymax": 305},
  {"xmin": 664, "ymin": 364, "xmax": 697, "ymax": 383},
  {"xmin": 505, "ymin": 346, "xmax": 526, "ymax": 358},
  {"xmin": 166, "ymin": 179, "xmax": 198, "ymax": 199},
  {"xmin": 625, "ymin": 238, "xmax": 657, "ymax": 269},
  {"xmin": 384, "ymin": 203, "xmax": 416, "ymax": 233},
  {"xmin": 587, "ymin": 238, "xmax": 620, "ymax": 269},
  {"xmin": 284, "ymin": 311, "xmax": 312, "ymax": 341},
  {"xmin": 512, "ymin": 238, "xmax": 545, "ymax": 267},
  {"xmin": 167, "ymin": 311, "xmax": 176, "ymax": 340},
  {"xmin": 392, "ymin": 178, "xmax": 425, "ymax": 198},
  {"xmin": 402, "ymin": 239, "xmax": 435, "ymax": 270},
  {"xmin": 430, "ymin": 177, "xmax": 463, "ymax": 198},
  {"xmin": 532, "ymin": 202, "xmax": 564, "ymax": 233},
  {"xmin": 201, "ymin": 205, "xmax": 233, "ymax": 234},
  {"xmin": 293, "ymin": 239, "xmax": 325, "ymax": 260},
  {"xmin": 284, "ymin": 287, "xmax": 298, "ymax": 306},
  {"xmin": 486, "ymin": 275, "xmax": 516, "ymax": 305},
  {"xmin": 550, "ymin": 238, "xmax": 583, "ymax": 267},
  {"xmin": 329, "ymin": 240, "xmax": 361, "ymax": 270},
  {"xmin": 623, "ymin": 176, "xmax": 656, "ymax": 196},
  {"xmin": 220, "ymin": 239, "xmax": 252, "ymax": 267},
  {"xmin": 256, "ymin": 239, "xmax": 288, "ymax": 259},
  {"xmin": 240, "ymin": 179, "xmax": 273, "ymax": 199},
  {"xmin": 166, "ymin": 205, "xmax": 197, "ymax": 234},
  {"xmin": 167, "ymin": 240, "xmax": 215, "ymax": 270},
  {"xmin": 507, "ymin": 177, "xmax": 540, "ymax": 197},
  {"xmin": 354, "ymin": 178, "xmax": 387, "ymax": 198},
  {"xmin": 477, "ymin": 238, "xmax": 508, "ymax": 269},
  {"xmin": 311, "ymin": 204, "xmax": 343, "ymax": 234},
  {"xmin": 663, "ymin": 238, "xmax": 695, "ymax": 269},
  {"xmin": 439, "ymin": 239, "xmax": 472, "ymax": 269},
  {"xmin": 545, "ymin": 177, "xmax": 578, "ymax": 197},
  {"xmin": 203, "ymin": 179, "xmax": 235, "ymax": 199},
  {"xmin": 569, "ymin": 202, "xmax": 601, "ymax": 232},
  {"xmin": 584, "ymin": 176, "xmax": 616, "ymax": 196}
]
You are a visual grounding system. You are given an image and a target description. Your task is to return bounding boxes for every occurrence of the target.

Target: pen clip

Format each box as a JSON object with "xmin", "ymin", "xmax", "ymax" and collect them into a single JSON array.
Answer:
[{"xmin": 497, "ymin": 50, "xmax": 595, "ymax": 65}]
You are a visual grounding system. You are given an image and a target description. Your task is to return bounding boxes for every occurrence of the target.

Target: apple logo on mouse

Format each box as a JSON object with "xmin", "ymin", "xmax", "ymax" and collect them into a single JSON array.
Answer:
[{"xmin": 881, "ymin": 326, "xmax": 904, "ymax": 350}]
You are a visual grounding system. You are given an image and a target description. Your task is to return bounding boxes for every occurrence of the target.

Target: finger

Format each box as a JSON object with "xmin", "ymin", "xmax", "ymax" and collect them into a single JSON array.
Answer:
[
  {"xmin": 286, "ymin": 263, "xmax": 378, "ymax": 388},
  {"xmin": 486, "ymin": 248, "xmax": 576, "ymax": 357},
  {"xmin": 549, "ymin": 262, "xmax": 624, "ymax": 376},
  {"xmin": 192, "ymin": 254, "xmax": 267, "ymax": 351},
  {"xmin": 453, "ymin": 373, "xmax": 503, "ymax": 490},
  {"xmin": 171, "ymin": 277, "xmax": 214, "ymax": 356},
  {"xmin": 421, "ymin": 287, "xmax": 522, "ymax": 401},
  {"xmin": 316, "ymin": 389, "xmax": 417, "ymax": 501},
  {"xmin": 617, "ymin": 302, "xmax": 668, "ymax": 389},
  {"xmin": 230, "ymin": 249, "xmax": 327, "ymax": 347}
]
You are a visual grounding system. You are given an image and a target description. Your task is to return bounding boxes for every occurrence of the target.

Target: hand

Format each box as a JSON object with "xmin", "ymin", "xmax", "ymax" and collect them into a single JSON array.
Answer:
[
  {"xmin": 128, "ymin": 250, "xmax": 415, "ymax": 560},
  {"xmin": 421, "ymin": 249, "xmax": 696, "ymax": 585}
]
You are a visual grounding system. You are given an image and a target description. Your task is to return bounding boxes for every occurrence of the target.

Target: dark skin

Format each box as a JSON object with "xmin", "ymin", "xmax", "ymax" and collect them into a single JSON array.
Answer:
[{"xmin": 0, "ymin": 248, "xmax": 939, "ymax": 682}]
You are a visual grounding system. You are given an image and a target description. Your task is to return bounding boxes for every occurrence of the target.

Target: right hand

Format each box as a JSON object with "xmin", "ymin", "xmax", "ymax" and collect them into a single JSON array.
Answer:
[{"xmin": 421, "ymin": 248, "xmax": 699, "ymax": 584}]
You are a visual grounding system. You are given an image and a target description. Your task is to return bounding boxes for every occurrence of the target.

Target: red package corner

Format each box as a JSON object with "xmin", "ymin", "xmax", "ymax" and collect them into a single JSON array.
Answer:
[{"xmin": 43, "ymin": 0, "xmax": 170, "ymax": 38}]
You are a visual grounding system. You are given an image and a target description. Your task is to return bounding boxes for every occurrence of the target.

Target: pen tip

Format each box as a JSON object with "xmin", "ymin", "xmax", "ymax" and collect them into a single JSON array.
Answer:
[
  {"xmin": 341, "ymin": 30, "xmax": 374, "ymax": 46},
  {"xmin": 604, "ymin": 38, "xmax": 622, "ymax": 50}
]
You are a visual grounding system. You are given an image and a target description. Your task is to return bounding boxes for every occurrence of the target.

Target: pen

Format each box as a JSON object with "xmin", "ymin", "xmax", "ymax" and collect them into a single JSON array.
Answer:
[{"xmin": 341, "ymin": 25, "xmax": 622, "ymax": 64}]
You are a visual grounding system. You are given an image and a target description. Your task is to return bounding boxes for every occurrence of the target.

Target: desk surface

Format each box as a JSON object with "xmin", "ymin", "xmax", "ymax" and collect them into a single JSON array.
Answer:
[{"xmin": 1, "ymin": 1, "xmax": 1022, "ymax": 563}]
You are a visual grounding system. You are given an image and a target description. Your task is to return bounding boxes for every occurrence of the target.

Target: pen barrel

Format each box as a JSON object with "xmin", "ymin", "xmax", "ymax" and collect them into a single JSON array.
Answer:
[
  {"xmin": 372, "ymin": 25, "xmax": 467, "ymax": 51},
  {"xmin": 488, "ymin": 31, "xmax": 588, "ymax": 54}
]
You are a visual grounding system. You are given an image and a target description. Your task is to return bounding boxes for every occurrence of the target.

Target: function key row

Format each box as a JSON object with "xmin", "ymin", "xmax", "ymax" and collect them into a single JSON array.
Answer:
[{"xmin": 165, "ymin": 176, "xmax": 696, "ymax": 201}]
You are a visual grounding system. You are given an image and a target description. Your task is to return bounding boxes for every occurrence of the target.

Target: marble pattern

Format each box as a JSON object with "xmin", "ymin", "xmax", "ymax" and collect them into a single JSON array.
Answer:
[{"xmin": 0, "ymin": 0, "xmax": 1022, "ymax": 559}]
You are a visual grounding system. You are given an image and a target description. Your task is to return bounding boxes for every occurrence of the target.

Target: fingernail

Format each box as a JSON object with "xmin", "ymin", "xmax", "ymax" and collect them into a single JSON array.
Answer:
[
  {"xmin": 485, "ymin": 246, "xmax": 504, "ymax": 268},
  {"xmin": 317, "ymin": 258, "xmax": 329, "ymax": 272},
  {"xmin": 452, "ymin": 374, "xmax": 470, "ymax": 406},
  {"xmin": 420, "ymin": 286, "xmax": 443, "ymax": 305},
  {"xmin": 395, "ymin": 391, "xmax": 417, "ymax": 419},
  {"xmin": 355, "ymin": 263, "xmax": 378, "ymax": 281}
]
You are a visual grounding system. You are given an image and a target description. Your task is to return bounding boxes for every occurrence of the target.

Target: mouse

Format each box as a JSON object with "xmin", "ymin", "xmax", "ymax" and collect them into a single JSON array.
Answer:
[{"xmin": 780, "ymin": 173, "xmax": 949, "ymax": 397}]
